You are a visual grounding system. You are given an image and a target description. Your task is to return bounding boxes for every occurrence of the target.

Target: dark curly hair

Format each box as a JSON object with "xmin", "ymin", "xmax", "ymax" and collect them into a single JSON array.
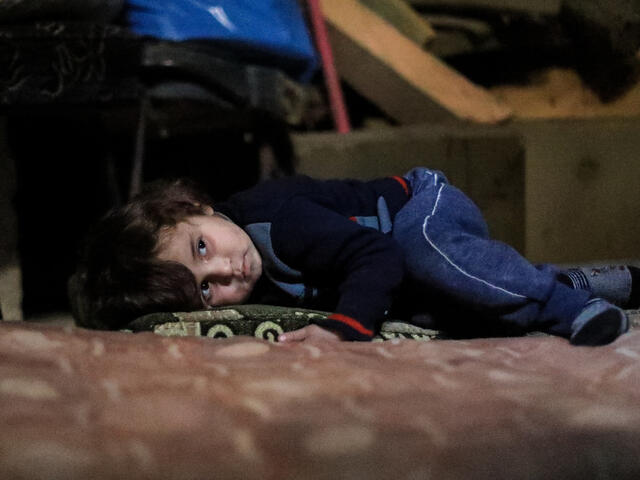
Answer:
[{"xmin": 69, "ymin": 179, "xmax": 215, "ymax": 330}]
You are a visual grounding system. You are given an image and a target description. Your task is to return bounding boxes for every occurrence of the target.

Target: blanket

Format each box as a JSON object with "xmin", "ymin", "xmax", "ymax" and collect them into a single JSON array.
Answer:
[{"xmin": 0, "ymin": 309, "xmax": 639, "ymax": 479}]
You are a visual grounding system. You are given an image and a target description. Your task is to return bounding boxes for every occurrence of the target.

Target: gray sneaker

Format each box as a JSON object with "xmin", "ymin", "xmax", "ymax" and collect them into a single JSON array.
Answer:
[{"xmin": 570, "ymin": 298, "xmax": 629, "ymax": 346}]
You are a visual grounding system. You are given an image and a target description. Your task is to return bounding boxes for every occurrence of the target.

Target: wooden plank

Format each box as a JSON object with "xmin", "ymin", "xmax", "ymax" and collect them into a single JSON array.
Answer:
[
  {"xmin": 320, "ymin": 0, "xmax": 512, "ymax": 124},
  {"xmin": 358, "ymin": 0, "xmax": 436, "ymax": 45}
]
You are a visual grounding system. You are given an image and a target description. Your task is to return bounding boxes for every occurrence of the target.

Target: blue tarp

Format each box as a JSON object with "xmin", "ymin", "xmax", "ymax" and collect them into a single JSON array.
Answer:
[{"xmin": 126, "ymin": 0, "xmax": 318, "ymax": 81}]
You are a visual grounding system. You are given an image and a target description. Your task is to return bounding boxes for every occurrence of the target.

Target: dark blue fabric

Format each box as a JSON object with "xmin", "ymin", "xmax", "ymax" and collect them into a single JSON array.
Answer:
[{"xmin": 393, "ymin": 167, "xmax": 591, "ymax": 336}]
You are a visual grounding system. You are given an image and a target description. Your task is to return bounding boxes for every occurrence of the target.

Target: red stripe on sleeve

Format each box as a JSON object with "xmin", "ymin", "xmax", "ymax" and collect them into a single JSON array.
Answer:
[
  {"xmin": 327, "ymin": 313, "xmax": 374, "ymax": 337},
  {"xmin": 391, "ymin": 176, "xmax": 410, "ymax": 196}
]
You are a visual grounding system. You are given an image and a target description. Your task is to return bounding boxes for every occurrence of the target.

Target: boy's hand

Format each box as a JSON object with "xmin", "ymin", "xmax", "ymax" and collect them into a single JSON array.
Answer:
[{"xmin": 278, "ymin": 324, "xmax": 344, "ymax": 343}]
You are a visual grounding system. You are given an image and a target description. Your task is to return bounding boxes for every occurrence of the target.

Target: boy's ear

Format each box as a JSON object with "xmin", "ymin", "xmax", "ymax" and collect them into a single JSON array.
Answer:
[
  {"xmin": 202, "ymin": 205, "xmax": 214, "ymax": 216},
  {"xmin": 193, "ymin": 203, "xmax": 214, "ymax": 216}
]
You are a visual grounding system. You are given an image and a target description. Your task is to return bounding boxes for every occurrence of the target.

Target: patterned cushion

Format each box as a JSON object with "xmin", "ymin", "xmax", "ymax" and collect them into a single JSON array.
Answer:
[{"xmin": 126, "ymin": 305, "xmax": 445, "ymax": 342}]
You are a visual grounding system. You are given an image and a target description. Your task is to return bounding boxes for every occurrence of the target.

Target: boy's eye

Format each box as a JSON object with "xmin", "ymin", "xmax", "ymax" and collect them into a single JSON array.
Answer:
[
  {"xmin": 200, "ymin": 281, "xmax": 211, "ymax": 299},
  {"xmin": 197, "ymin": 239, "xmax": 207, "ymax": 256}
]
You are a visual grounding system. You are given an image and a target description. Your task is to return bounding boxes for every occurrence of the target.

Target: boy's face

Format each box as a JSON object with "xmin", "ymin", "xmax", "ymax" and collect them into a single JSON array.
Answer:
[{"xmin": 157, "ymin": 212, "xmax": 262, "ymax": 307}]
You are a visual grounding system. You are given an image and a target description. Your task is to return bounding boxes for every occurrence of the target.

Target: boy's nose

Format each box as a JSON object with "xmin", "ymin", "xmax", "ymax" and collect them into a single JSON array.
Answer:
[{"xmin": 210, "ymin": 257, "xmax": 233, "ymax": 278}]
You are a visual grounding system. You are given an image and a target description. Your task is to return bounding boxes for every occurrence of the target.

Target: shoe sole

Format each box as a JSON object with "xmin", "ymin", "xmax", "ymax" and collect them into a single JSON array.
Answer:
[{"xmin": 570, "ymin": 308, "xmax": 626, "ymax": 346}]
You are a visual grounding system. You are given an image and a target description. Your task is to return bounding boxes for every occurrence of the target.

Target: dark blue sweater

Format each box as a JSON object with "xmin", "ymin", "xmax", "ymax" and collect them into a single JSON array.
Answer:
[{"xmin": 216, "ymin": 175, "xmax": 411, "ymax": 340}]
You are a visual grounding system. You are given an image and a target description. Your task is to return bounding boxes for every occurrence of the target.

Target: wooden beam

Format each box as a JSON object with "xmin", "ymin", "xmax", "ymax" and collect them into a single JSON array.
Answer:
[{"xmin": 320, "ymin": 0, "xmax": 512, "ymax": 124}]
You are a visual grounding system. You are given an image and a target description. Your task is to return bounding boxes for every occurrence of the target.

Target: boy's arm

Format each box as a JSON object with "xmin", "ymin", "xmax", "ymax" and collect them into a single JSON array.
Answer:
[{"xmin": 272, "ymin": 198, "xmax": 406, "ymax": 341}]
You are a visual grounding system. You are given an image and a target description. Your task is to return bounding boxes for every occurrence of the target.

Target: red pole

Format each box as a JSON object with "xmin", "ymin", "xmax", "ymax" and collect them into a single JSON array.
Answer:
[{"xmin": 307, "ymin": 0, "xmax": 351, "ymax": 134}]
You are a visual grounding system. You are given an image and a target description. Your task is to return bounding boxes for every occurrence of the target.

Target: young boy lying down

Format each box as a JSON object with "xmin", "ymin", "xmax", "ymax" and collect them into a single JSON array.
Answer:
[{"xmin": 70, "ymin": 168, "xmax": 637, "ymax": 345}]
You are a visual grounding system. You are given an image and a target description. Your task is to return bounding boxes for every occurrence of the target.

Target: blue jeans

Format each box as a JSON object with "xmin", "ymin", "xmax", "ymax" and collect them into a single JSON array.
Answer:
[{"xmin": 392, "ymin": 167, "xmax": 591, "ymax": 336}]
